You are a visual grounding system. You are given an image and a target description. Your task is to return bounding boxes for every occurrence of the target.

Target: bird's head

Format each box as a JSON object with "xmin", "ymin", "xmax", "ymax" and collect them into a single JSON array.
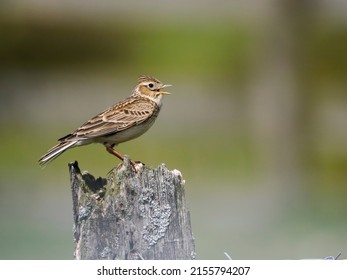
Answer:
[{"xmin": 134, "ymin": 75, "xmax": 171, "ymax": 104}]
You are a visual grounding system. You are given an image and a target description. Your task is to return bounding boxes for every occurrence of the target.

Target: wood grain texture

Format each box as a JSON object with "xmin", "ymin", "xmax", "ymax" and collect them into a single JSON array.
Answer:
[{"xmin": 69, "ymin": 157, "xmax": 195, "ymax": 260}]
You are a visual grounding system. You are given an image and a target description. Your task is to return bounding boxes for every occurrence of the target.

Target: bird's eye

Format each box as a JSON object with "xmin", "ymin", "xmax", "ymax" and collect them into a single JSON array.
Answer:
[{"xmin": 148, "ymin": 83, "xmax": 154, "ymax": 89}]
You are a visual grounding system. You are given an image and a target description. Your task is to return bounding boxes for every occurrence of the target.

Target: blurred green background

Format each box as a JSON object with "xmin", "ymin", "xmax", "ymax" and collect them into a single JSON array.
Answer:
[{"xmin": 1, "ymin": 0, "xmax": 346, "ymax": 259}]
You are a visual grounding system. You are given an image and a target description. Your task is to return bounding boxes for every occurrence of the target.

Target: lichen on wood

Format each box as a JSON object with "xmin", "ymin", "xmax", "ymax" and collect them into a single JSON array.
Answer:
[{"xmin": 69, "ymin": 156, "xmax": 195, "ymax": 260}]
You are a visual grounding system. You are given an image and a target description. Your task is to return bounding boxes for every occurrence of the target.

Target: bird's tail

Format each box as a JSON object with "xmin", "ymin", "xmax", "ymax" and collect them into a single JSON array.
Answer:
[{"xmin": 39, "ymin": 140, "xmax": 77, "ymax": 167}]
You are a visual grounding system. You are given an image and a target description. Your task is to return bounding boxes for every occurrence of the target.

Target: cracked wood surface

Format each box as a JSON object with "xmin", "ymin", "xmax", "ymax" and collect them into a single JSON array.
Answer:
[{"xmin": 69, "ymin": 157, "xmax": 195, "ymax": 260}]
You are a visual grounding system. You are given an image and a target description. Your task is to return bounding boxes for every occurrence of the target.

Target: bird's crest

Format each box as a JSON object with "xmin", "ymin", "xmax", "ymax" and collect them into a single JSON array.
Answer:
[{"xmin": 138, "ymin": 75, "xmax": 161, "ymax": 84}]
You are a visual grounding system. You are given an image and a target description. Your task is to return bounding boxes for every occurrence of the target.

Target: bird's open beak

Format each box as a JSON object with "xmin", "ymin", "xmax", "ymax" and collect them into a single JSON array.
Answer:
[{"xmin": 159, "ymin": 84, "xmax": 172, "ymax": 95}]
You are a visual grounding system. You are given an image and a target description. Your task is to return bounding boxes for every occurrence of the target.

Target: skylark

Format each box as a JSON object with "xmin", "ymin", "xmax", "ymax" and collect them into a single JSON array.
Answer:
[{"xmin": 39, "ymin": 75, "xmax": 171, "ymax": 167}]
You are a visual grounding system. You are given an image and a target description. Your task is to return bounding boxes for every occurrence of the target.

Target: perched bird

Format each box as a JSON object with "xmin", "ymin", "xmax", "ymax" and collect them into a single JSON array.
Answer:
[{"xmin": 39, "ymin": 75, "xmax": 171, "ymax": 167}]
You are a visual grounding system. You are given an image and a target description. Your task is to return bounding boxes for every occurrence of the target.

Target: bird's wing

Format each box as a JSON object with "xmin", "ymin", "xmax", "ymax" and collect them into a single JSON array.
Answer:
[{"xmin": 64, "ymin": 97, "xmax": 158, "ymax": 140}]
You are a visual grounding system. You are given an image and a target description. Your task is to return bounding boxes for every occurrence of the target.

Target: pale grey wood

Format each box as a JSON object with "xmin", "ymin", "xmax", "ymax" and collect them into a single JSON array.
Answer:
[{"xmin": 69, "ymin": 157, "xmax": 195, "ymax": 260}]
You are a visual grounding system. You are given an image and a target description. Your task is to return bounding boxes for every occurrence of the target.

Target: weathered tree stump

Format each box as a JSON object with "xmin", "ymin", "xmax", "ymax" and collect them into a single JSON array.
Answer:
[{"xmin": 68, "ymin": 157, "xmax": 195, "ymax": 260}]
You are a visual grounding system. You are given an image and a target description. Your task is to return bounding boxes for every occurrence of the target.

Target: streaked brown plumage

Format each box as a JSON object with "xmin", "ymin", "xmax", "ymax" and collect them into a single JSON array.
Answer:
[{"xmin": 39, "ymin": 75, "xmax": 171, "ymax": 167}]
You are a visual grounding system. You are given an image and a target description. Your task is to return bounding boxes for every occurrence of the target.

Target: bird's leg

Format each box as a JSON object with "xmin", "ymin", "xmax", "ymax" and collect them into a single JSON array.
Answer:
[
  {"xmin": 105, "ymin": 144, "xmax": 137, "ymax": 170},
  {"xmin": 105, "ymin": 144, "xmax": 124, "ymax": 161}
]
